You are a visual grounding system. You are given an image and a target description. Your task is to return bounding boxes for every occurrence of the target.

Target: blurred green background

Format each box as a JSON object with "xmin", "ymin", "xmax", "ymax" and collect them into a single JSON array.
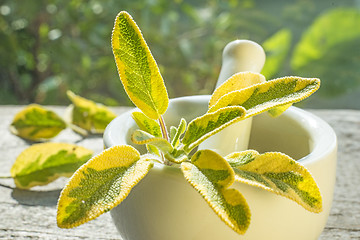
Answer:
[{"xmin": 1, "ymin": 0, "xmax": 359, "ymax": 109}]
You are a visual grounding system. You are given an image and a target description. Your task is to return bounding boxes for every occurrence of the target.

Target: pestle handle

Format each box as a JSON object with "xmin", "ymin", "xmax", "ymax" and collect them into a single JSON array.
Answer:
[{"xmin": 215, "ymin": 40, "xmax": 266, "ymax": 88}]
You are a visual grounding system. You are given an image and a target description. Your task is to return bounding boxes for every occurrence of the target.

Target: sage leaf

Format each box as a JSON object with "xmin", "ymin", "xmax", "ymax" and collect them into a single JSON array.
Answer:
[
  {"xmin": 181, "ymin": 150, "xmax": 250, "ymax": 234},
  {"xmin": 182, "ymin": 106, "xmax": 246, "ymax": 153},
  {"xmin": 131, "ymin": 111, "xmax": 162, "ymax": 137},
  {"xmin": 66, "ymin": 91, "xmax": 117, "ymax": 135},
  {"xmin": 226, "ymin": 151, "xmax": 322, "ymax": 213},
  {"xmin": 208, "ymin": 77, "xmax": 320, "ymax": 118},
  {"xmin": 11, "ymin": 143, "xmax": 93, "ymax": 189},
  {"xmin": 112, "ymin": 11, "xmax": 169, "ymax": 120},
  {"xmin": 170, "ymin": 118, "xmax": 186, "ymax": 147},
  {"xmin": 131, "ymin": 129, "xmax": 173, "ymax": 154},
  {"xmin": 57, "ymin": 145, "xmax": 154, "ymax": 228},
  {"xmin": 10, "ymin": 104, "xmax": 66, "ymax": 141},
  {"xmin": 209, "ymin": 72, "xmax": 265, "ymax": 108}
]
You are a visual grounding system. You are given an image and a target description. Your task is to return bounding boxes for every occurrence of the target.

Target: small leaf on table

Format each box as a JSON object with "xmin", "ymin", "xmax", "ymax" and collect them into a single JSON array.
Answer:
[
  {"xmin": 10, "ymin": 104, "xmax": 66, "ymax": 141},
  {"xmin": 57, "ymin": 145, "xmax": 154, "ymax": 228},
  {"xmin": 11, "ymin": 143, "xmax": 93, "ymax": 189},
  {"xmin": 181, "ymin": 150, "xmax": 250, "ymax": 235},
  {"xmin": 226, "ymin": 151, "xmax": 322, "ymax": 213},
  {"xmin": 67, "ymin": 90, "xmax": 116, "ymax": 135}
]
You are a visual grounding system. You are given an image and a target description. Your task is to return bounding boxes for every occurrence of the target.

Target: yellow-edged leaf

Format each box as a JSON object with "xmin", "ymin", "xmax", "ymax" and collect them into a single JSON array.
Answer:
[
  {"xmin": 209, "ymin": 72, "xmax": 265, "ymax": 108},
  {"xmin": 208, "ymin": 77, "xmax": 320, "ymax": 118},
  {"xmin": 267, "ymin": 103, "xmax": 292, "ymax": 117},
  {"xmin": 132, "ymin": 112, "xmax": 162, "ymax": 137},
  {"xmin": 11, "ymin": 143, "xmax": 92, "ymax": 189},
  {"xmin": 181, "ymin": 150, "xmax": 250, "ymax": 235},
  {"xmin": 226, "ymin": 151, "xmax": 322, "ymax": 213},
  {"xmin": 57, "ymin": 145, "xmax": 153, "ymax": 228},
  {"xmin": 67, "ymin": 91, "xmax": 117, "ymax": 135},
  {"xmin": 112, "ymin": 11, "xmax": 168, "ymax": 119},
  {"xmin": 131, "ymin": 129, "xmax": 173, "ymax": 154},
  {"xmin": 170, "ymin": 118, "xmax": 186, "ymax": 147},
  {"xmin": 182, "ymin": 106, "xmax": 246, "ymax": 153},
  {"xmin": 10, "ymin": 104, "xmax": 66, "ymax": 141}
]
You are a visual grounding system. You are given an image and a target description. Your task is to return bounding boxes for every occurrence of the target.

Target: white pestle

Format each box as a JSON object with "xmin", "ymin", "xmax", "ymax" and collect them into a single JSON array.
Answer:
[{"xmin": 198, "ymin": 40, "xmax": 266, "ymax": 156}]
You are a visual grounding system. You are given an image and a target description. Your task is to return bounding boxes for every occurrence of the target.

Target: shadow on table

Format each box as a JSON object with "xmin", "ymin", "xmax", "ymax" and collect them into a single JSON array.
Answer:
[{"xmin": 11, "ymin": 187, "xmax": 61, "ymax": 207}]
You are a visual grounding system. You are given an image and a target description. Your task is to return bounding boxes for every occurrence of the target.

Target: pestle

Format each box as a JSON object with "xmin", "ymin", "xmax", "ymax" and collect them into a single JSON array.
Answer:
[{"xmin": 198, "ymin": 40, "xmax": 266, "ymax": 156}]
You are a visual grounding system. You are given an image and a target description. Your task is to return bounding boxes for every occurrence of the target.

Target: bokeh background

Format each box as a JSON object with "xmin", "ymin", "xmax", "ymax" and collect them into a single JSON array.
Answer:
[{"xmin": 1, "ymin": 0, "xmax": 359, "ymax": 109}]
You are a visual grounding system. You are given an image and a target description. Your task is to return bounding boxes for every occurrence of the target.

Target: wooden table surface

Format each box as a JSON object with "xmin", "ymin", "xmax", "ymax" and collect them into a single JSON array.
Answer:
[{"xmin": 0, "ymin": 106, "xmax": 359, "ymax": 239}]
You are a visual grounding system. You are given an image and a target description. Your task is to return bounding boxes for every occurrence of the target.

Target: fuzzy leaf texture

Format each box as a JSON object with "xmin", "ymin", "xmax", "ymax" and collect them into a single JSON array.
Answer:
[
  {"xmin": 10, "ymin": 104, "xmax": 66, "ymax": 141},
  {"xmin": 182, "ymin": 106, "xmax": 246, "ymax": 152},
  {"xmin": 209, "ymin": 72, "xmax": 265, "ymax": 108},
  {"xmin": 57, "ymin": 145, "xmax": 154, "ymax": 228},
  {"xmin": 131, "ymin": 129, "xmax": 173, "ymax": 154},
  {"xmin": 208, "ymin": 77, "xmax": 320, "ymax": 118},
  {"xmin": 181, "ymin": 150, "xmax": 250, "ymax": 234},
  {"xmin": 67, "ymin": 91, "xmax": 116, "ymax": 135},
  {"xmin": 226, "ymin": 151, "xmax": 322, "ymax": 212},
  {"xmin": 112, "ymin": 11, "xmax": 168, "ymax": 119},
  {"xmin": 11, "ymin": 143, "xmax": 93, "ymax": 189}
]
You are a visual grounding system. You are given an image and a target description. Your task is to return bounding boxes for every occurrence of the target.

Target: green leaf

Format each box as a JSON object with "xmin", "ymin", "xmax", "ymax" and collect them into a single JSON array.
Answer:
[
  {"xmin": 57, "ymin": 145, "xmax": 154, "ymax": 228},
  {"xmin": 10, "ymin": 104, "xmax": 66, "ymax": 141},
  {"xmin": 208, "ymin": 77, "xmax": 320, "ymax": 118},
  {"xmin": 261, "ymin": 29, "xmax": 292, "ymax": 79},
  {"xmin": 112, "ymin": 11, "xmax": 169, "ymax": 120},
  {"xmin": 170, "ymin": 118, "xmax": 186, "ymax": 147},
  {"xmin": 131, "ymin": 130, "xmax": 173, "ymax": 154},
  {"xmin": 226, "ymin": 151, "xmax": 322, "ymax": 213},
  {"xmin": 10, "ymin": 143, "xmax": 93, "ymax": 189},
  {"xmin": 67, "ymin": 91, "xmax": 117, "ymax": 135},
  {"xmin": 209, "ymin": 72, "xmax": 265, "ymax": 108},
  {"xmin": 182, "ymin": 106, "xmax": 246, "ymax": 153},
  {"xmin": 131, "ymin": 111, "xmax": 162, "ymax": 137},
  {"xmin": 181, "ymin": 150, "xmax": 250, "ymax": 235}
]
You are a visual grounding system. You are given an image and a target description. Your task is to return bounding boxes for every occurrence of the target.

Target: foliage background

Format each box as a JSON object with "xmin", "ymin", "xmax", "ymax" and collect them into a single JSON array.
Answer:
[{"xmin": 1, "ymin": 0, "xmax": 359, "ymax": 109}]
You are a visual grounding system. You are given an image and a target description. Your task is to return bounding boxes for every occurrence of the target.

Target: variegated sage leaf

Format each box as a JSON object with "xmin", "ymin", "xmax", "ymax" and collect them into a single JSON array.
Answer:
[
  {"xmin": 226, "ymin": 151, "xmax": 322, "ymax": 213},
  {"xmin": 10, "ymin": 104, "xmax": 66, "ymax": 141},
  {"xmin": 132, "ymin": 112, "xmax": 162, "ymax": 137},
  {"xmin": 208, "ymin": 77, "xmax": 320, "ymax": 118},
  {"xmin": 112, "ymin": 11, "xmax": 168, "ymax": 120},
  {"xmin": 182, "ymin": 106, "xmax": 246, "ymax": 153},
  {"xmin": 67, "ymin": 91, "xmax": 116, "ymax": 135},
  {"xmin": 170, "ymin": 118, "xmax": 186, "ymax": 147},
  {"xmin": 209, "ymin": 72, "xmax": 265, "ymax": 108},
  {"xmin": 131, "ymin": 130, "xmax": 173, "ymax": 154},
  {"xmin": 181, "ymin": 150, "xmax": 250, "ymax": 235},
  {"xmin": 57, "ymin": 145, "xmax": 154, "ymax": 228},
  {"xmin": 11, "ymin": 143, "xmax": 92, "ymax": 189},
  {"xmin": 267, "ymin": 103, "xmax": 292, "ymax": 117}
]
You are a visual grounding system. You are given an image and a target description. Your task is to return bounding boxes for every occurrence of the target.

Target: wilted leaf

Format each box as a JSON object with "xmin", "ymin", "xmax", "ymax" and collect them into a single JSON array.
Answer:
[
  {"xmin": 57, "ymin": 145, "xmax": 154, "ymax": 228},
  {"xmin": 10, "ymin": 104, "xmax": 66, "ymax": 141},
  {"xmin": 181, "ymin": 150, "xmax": 250, "ymax": 234},
  {"xmin": 67, "ymin": 91, "xmax": 116, "ymax": 135},
  {"xmin": 182, "ymin": 106, "xmax": 246, "ymax": 153},
  {"xmin": 226, "ymin": 151, "xmax": 322, "ymax": 213},
  {"xmin": 208, "ymin": 77, "xmax": 320, "ymax": 118},
  {"xmin": 11, "ymin": 143, "xmax": 93, "ymax": 189},
  {"xmin": 112, "ymin": 11, "xmax": 168, "ymax": 120},
  {"xmin": 209, "ymin": 72, "xmax": 265, "ymax": 108}
]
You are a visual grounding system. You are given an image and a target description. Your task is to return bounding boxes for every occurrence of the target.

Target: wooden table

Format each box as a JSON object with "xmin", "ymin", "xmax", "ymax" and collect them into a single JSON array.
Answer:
[{"xmin": 1, "ymin": 106, "xmax": 359, "ymax": 239}]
